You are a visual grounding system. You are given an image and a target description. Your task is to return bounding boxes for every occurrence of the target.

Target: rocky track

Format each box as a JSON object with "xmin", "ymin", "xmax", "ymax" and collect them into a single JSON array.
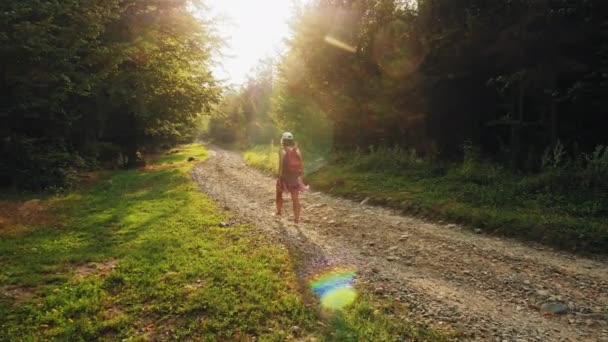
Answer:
[{"xmin": 191, "ymin": 146, "xmax": 608, "ymax": 341}]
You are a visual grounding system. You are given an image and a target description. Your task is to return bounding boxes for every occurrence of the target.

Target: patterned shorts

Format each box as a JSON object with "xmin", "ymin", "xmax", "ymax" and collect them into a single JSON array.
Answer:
[{"xmin": 277, "ymin": 174, "xmax": 308, "ymax": 193}]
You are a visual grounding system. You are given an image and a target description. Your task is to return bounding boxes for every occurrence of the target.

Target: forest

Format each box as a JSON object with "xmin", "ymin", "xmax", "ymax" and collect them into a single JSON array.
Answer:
[
  {"xmin": 1, "ymin": 0, "xmax": 219, "ymax": 190},
  {"xmin": 211, "ymin": 0, "xmax": 608, "ymax": 172},
  {"xmin": 3, "ymin": 0, "xmax": 608, "ymax": 189}
]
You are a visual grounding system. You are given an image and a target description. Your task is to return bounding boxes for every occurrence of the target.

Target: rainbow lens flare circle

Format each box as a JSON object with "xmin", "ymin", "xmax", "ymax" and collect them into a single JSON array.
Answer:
[{"xmin": 309, "ymin": 269, "xmax": 357, "ymax": 310}]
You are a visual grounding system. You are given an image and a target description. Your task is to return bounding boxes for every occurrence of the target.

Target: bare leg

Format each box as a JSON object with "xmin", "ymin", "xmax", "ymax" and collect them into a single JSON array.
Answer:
[
  {"xmin": 291, "ymin": 190, "xmax": 300, "ymax": 223},
  {"xmin": 276, "ymin": 180, "xmax": 283, "ymax": 215}
]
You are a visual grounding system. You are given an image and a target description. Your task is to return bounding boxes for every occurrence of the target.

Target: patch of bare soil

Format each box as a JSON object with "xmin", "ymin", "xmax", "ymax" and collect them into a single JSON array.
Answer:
[
  {"xmin": 191, "ymin": 147, "xmax": 608, "ymax": 342},
  {"xmin": 183, "ymin": 279, "xmax": 205, "ymax": 294},
  {"xmin": 139, "ymin": 163, "xmax": 182, "ymax": 171},
  {"xmin": 78, "ymin": 171, "xmax": 103, "ymax": 184},
  {"xmin": 1, "ymin": 285, "xmax": 36, "ymax": 304},
  {"xmin": 0, "ymin": 199, "xmax": 60, "ymax": 236},
  {"xmin": 74, "ymin": 259, "xmax": 118, "ymax": 279},
  {"xmin": 135, "ymin": 317, "xmax": 181, "ymax": 341}
]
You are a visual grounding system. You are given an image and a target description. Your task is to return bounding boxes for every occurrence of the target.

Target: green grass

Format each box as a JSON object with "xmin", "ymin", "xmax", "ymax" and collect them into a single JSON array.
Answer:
[
  {"xmin": 304, "ymin": 148, "xmax": 608, "ymax": 254},
  {"xmin": 156, "ymin": 143, "xmax": 209, "ymax": 166},
  {"xmin": 322, "ymin": 294, "xmax": 450, "ymax": 341},
  {"xmin": 244, "ymin": 145, "xmax": 279, "ymax": 176},
  {"xmin": 0, "ymin": 143, "xmax": 449, "ymax": 341},
  {"xmin": 243, "ymin": 144, "xmax": 329, "ymax": 177},
  {"xmin": 0, "ymin": 145, "xmax": 315, "ymax": 340}
]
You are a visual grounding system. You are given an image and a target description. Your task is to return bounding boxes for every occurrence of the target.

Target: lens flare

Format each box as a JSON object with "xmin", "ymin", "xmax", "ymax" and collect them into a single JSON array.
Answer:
[
  {"xmin": 372, "ymin": 20, "xmax": 423, "ymax": 79},
  {"xmin": 309, "ymin": 269, "xmax": 357, "ymax": 310},
  {"xmin": 324, "ymin": 36, "xmax": 356, "ymax": 53}
]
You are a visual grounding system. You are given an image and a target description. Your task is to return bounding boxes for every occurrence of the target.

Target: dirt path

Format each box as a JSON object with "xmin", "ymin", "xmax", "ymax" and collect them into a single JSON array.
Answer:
[{"xmin": 191, "ymin": 147, "xmax": 608, "ymax": 341}]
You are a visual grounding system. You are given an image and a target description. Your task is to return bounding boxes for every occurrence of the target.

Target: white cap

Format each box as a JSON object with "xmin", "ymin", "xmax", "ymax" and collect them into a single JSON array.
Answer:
[{"xmin": 281, "ymin": 132, "xmax": 294, "ymax": 140}]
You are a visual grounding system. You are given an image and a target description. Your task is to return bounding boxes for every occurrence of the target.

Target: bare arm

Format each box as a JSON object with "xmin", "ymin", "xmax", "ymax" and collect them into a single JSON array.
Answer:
[
  {"xmin": 295, "ymin": 146, "xmax": 303, "ymax": 174},
  {"xmin": 277, "ymin": 148, "xmax": 283, "ymax": 177}
]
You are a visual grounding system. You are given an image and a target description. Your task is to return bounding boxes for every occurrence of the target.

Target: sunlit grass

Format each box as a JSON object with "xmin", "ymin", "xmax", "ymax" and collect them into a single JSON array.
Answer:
[
  {"xmin": 243, "ymin": 144, "xmax": 329, "ymax": 177},
  {"xmin": 157, "ymin": 143, "xmax": 208, "ymax": 167},
  {"xmin": 243, "ymin": 144, "xmax": 279, "ymax": 176},
  {"xmin": 0, "ymin": 144, "xmax": 316, "ymax": 340},
  {"xmin": 326, "ymin": 294, "xmax": 452, "ymax": 341}
]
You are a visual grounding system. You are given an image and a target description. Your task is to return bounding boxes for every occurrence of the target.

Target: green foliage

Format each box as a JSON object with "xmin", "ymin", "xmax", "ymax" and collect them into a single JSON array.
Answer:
[
  {"xmin": 268, "ymin": 0, "xmax": 608, "ymax": 164},
  {"xmin": 207, "ymin": 91, "xmax": 244, "ymax": 145},
  {"xmin": 206, "ymin": 58, "xmax": 279, "ymax": 147},
  {"xmin": 346, "ymin": 146, "xmax": 423, "ymax": 174},
  {"xmin": 539, "ymin": 142, "xmax": 608, "ymax": 189},
  {"xmin": 79, "ymin": 142, "xmax": 123, "ymax": 169},
  {"xmin": 270, "ymin": 70, "xmax": 334, "ymax": 156},
  {"xmin": 222, "ymin": 0, "xmax": 606, "ymax": 184},
  {"xmin": 542, "ymin": 141, "xmax": 568, "ymax": 171},
  {"xmin": 585, "ymin": 145, "xmax": 608, "ymax": 176},
  {"xmin": 0, "ymin": 138, "xmax": 86, "ymax": 191},
  {"xmin": 1, "ymin": 0, "xmax": 220, "ymax": 188}
]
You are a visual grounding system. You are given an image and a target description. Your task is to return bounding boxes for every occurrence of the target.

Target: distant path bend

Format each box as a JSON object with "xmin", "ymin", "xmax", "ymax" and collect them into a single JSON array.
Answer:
[{"xmin": 192, "ymin": 146, "xmax": 608, "ymax": 341}]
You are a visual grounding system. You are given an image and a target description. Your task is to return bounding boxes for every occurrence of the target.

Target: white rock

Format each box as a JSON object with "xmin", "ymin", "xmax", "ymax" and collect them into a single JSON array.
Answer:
[{"xmin": 536, "ymin": 289, "xmax": 550, "ymax": 297}]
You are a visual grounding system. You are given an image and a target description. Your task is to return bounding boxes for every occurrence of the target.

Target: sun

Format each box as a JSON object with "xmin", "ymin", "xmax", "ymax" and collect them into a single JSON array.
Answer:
[{"xmin": 205, "ymin": 0, "xmax": 293, "ymax": 86}]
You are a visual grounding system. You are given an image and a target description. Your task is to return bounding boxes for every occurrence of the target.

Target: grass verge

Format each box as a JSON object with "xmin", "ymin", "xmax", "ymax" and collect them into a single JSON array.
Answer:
[
  {"xmin": 0, "ymin": 143, "xmax": 448, "ymax": 341},
  {"xmin": 243, "ymin": 144, "xmax": 329, "ymax": 177},
  {"xmin": 244, "ymin": 144, "xmax": 279, "ymax": 175}
]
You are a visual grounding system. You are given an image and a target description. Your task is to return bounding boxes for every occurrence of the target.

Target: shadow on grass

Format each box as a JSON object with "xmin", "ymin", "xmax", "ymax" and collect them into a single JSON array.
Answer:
[{"xmin": 0, "ymin": 169, "xmax": 205, "ymax": 286}]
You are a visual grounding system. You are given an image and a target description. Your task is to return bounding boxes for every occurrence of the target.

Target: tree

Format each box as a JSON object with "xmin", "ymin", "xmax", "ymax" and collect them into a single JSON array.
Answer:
[
  {"xmin": 0, "ymin": 0, "xmax": 221, "ymax": 188},
  {"xmin": 273, "ymin": 0, "xmax": 608, "ymax": 167}
]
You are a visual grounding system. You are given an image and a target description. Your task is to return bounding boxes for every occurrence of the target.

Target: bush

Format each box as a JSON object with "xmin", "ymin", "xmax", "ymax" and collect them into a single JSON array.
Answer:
[
  {"xmin": 2, "ymin": 138, "xmax": 82, "ymax": 191},
  {"xmin": 345, "ymin": 146, "xmax": 424, "ymax": 173},
  {"xmin": 583, "ymin": 145, "xmax": 608, "ymax": 187},
  {"xmin": 80, "ymin": 142, "xmax": 123, "ymax": 169},
  {"xmin": 540, "ymin": 142, "xmax": 608, "ymax": 189},
  {"xmin": 207, "ymin": 117, "xmax": 237, "ymax": 144}
]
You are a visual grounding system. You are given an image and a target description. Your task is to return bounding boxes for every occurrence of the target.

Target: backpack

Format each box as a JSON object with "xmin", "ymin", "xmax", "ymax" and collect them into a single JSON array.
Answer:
[{"xmin": 283, "ymin": 148, "xmax": 302, "ymax": 173}]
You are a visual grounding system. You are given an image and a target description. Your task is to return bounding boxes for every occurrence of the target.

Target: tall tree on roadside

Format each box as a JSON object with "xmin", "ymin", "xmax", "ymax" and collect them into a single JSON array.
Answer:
[{"xmin": 0, "ymin": 0, "xmax": 220, "ymax": 188}]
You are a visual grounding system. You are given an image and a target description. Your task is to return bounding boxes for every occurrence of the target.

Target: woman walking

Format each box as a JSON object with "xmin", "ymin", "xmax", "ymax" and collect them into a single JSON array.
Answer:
[{"xmin": 276, "ymin": 132, "xmax": 306, "ymax": 223}]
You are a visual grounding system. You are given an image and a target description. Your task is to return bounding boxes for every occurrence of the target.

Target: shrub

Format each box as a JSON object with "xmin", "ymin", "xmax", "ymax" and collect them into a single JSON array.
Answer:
[
  {"xmin": 348, "ymin": 145, "xmax": 423, "ymax": 173},
  {"xmin": 2, "ymin": 138, "xmax": 82, "ymax": 190},
  {"xmin": 584, "ymin": 145, "xmax": 608, "ymax": 185},
  {"xmin": 96, "ymin": 142, "xmax": 125, "ymax": 169},
  {"xmin": 539, "ymin": 142, "xmax": 608, "ymax": 189},
  {"xmin": 541, "ymin": 140, "xmax": 568, "ymax": 170}
]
